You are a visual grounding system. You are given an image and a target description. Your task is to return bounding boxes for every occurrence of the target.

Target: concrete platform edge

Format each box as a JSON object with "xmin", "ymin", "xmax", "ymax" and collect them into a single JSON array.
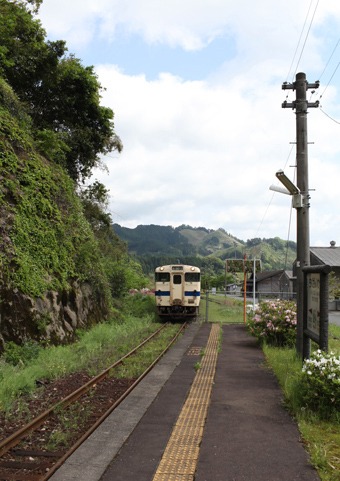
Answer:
[{"xmin": 49, "ymin": 322, "xmax": 201, "ymax": 481}]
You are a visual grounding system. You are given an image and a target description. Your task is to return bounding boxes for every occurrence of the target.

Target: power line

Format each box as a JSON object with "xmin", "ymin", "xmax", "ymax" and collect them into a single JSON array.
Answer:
[
  {"xmin": 312, "ymin": 37, "xmax": 340, "ymax": 119},
  {"xmin": 319, "ymin": 107, "xmax": 340, "ymax": 125},
  {"xmin": 284, "ymin": 169, "xmax": 297, "ymax": 270},
  {"xmin": 318, "ymin": 38, "xmax": 340, "ymax": 82},
  {"xmin": 292, "ymin": 0, "xmax": 320, "ymax": 79},
  {"xmin": 319, "ymin": 61, "xmax": 340, "ymax": 100},
  {"xmin": 286, "ymin": 1, "xmax": 340, "ymax": 108},
  {"xmin": 285, "ymin": 0, "xmax": 314, "ymax": 83},
  {"xmin": 254, "ymin": 144, "xmax": 295, "ymax": 239}
]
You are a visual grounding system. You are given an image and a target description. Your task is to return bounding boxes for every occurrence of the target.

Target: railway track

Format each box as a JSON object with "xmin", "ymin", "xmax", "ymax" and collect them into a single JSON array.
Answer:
[{"xmin": 0, "ymin": 322, "xmax": 187, "ymax": 481}]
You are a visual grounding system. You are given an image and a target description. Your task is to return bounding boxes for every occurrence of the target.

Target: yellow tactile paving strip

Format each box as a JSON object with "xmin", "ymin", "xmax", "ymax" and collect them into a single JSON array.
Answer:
[{"xmin": 152, "ymin": 323, "xmax": 220, "ymax": 481}]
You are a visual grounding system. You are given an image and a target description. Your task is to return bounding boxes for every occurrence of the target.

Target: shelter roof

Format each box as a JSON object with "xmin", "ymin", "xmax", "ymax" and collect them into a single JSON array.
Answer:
[
  {"xmin": 253, "ymin": 270, "xmax": 293, "ymax": 281},
  {"xmin": 310, "ymin": 246, "xmax": 340, "ymax": 267}
]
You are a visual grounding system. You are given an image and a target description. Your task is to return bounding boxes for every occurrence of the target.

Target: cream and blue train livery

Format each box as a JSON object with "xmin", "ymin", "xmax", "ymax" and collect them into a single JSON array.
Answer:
[{"xmin": 155, "ymin": 265, "xmax": 201, "ymax": 318}]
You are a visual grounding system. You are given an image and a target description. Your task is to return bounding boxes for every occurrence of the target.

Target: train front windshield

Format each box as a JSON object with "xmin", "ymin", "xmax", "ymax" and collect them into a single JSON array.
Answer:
[
  {"xmin": 185, "ymin": 272, "xmax": 200, "ymax": 282},
  {"xmin": 155, "ymin": 272, "xmax": 170, "ymax": 282}
]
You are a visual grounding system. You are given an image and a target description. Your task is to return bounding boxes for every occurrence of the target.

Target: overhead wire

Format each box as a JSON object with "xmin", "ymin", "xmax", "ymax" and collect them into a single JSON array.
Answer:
[
  {"xmin": 284, "ymin": 168, "xmax": 297, "ymax": 270},
  {"xmin": 292, "ymin": 0, "xmax": 320, "ymax": 79},
  {"xmin": 319, "ymin": 107, "xmax": 340, "ymax": 125},
  {"xmin": 254, "ymin": 0, "xmax": 318, "ymax": 256},
  {"xmin": 253, "ymin": 0, "xmax": 338, "ymax": 258},
  {"xmin": 311, "ymin": 16, "xmax": 340, "ymax": 117},
  {"xmin": 317, "ymin": 46, "xmax": 340, "ymax": 124},
  {"xmin": 285, "ymin": 0, "xmax": 314, "ymax": 83},
  {"xmin": 254, "ymin": 144, "xmax": 295, "ymax": 239},
  {"xmin": 253, "ymin": 144, "xmax": 296, "ymax": 269},
  {"xmin": 270, "ymin": 0, "xmax": 318, "ymax": 261},
  {"xmin": 319, "ymin": 61, "xmax": 340, "ymax": 100},
  {"xmin": 318, "ymin": 38, "xmax": 340, "ymax": 82}
]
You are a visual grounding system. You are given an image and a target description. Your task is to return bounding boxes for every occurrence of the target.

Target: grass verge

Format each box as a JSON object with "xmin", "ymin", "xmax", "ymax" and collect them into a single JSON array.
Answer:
[
  {"xmin": 200, "ymin": 295, "xmax": 244, "ymax": 324},
  {"xmin": 263, "ymin": 323, "xmax": 340, "ymax": 481},
  {"xmin": 0, "ymin": 295, "xmax": 163, "ymax": 412}
]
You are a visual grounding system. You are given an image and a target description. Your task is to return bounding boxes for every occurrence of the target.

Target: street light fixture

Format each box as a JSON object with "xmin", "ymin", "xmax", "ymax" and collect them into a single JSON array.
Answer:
[
  {"xmin": 275, "ymin": 169, "xmax": 299, "ymax": 195},
  {"xmin": 273, "ymin": 169, "xmax": 303, "ymax": 209},
  {"xmin": 269, "ymin": 184, "xmax": 290, "ymax": 195}
]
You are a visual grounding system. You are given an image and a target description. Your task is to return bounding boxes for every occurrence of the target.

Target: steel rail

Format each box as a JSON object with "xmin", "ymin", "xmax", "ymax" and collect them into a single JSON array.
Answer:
[
  {"xmin": 41, "ymin": 322, "xmax": 187, "ymax": 480},
  {"xmin": 0, "ymin": 324, "xmax": 168, "ymax": 458}
]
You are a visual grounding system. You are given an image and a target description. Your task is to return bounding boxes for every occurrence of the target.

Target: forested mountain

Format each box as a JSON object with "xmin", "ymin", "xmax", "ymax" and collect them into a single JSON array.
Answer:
[{"xmin": 112, "ymin": 224, "xmax": 297, "ymax": 274}]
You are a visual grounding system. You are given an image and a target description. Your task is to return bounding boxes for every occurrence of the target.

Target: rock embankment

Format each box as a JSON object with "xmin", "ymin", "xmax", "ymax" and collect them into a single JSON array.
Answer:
[{"xmin": 0, "ymin": 281, "xmax": 109, "ymax": 349}]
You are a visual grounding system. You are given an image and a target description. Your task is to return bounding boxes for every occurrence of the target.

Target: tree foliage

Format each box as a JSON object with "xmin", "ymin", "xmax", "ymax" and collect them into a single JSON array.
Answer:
[
  {"xmin": 79, "ymin": 182, "xmax": 149, "ymax": 296},
  {"xmin": 0, "ymin": 0, "xmax": 122, "ymax": 182},
  {"xmin": 79, "ymin": 181, "xmax": 112, "ymax": 232},
  {"xmin": 0, "ymin": 102, "xmax": 111, "ymax": 298},
  {"xmin": 0, "ymin": 95, "xmax": 145, "ymax": 302}
]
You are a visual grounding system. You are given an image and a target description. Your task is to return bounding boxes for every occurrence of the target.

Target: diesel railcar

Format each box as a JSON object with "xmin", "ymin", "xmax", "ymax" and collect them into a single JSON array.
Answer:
[{"xmin": 155, "ymin": 264, "xmax": 201, "ymax": 319}]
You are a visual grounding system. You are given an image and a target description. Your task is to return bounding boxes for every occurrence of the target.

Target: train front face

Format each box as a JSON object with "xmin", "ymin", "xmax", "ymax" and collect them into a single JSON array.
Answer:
[{"xmin": 155, "ymin": 265, "xmax": 201, "ymax": 319}]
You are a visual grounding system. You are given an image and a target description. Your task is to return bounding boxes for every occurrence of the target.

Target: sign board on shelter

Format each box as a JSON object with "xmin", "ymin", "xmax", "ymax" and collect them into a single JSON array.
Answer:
[
  {"xmin": 226, "ymin": 259, "xmax": 262, "ymax": 273},
  {"xmin": 306, "ymin": 273, "xmax": 320, "ymax": 338}
]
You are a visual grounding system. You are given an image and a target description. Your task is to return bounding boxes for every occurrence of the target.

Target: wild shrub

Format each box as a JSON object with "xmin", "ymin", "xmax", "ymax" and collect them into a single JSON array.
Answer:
[
  {"xmin": 124, "ymin": 293, "xmax": 156, "ymax": 318},
  {"xmin": 4, "ymin": 340, "xmax": 41, "ymax": 366},
  {"xmin": 300, "ymin": 350, "xmax": 340, "ymax": 421},
  {"xmin": 247, "ymin": 299, "xmax": 297, "ymax": 347}
]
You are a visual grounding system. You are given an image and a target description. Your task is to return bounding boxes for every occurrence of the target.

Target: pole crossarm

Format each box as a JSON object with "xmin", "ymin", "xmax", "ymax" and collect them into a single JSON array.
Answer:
[
  {"xmin": 282, "ymin": 78, "xmax": 319, "ymax": 111},
  {"xmin": 282, "ymin": 80, "xmax": 320, "ymax": 90},
  {"xmin": 282, "ymin": 100, "xmax": 320, "ymax": 110}
]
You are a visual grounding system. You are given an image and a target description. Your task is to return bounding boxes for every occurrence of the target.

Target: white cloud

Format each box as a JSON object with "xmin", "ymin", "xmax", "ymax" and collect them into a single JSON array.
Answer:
[
  {"xmin": 39, "ymin": 0, "xmax": 334, "ymax": 54},
  {"xmin": 38, "ymin": 0, "xmax": 340, "ymax": 245},
  {"xmin": 93, "ymin": 65, "xmax": 293, "ymax": 230}
]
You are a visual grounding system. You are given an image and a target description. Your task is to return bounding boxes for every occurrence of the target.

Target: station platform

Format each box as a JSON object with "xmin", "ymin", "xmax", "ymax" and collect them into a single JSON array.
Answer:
[{"xmin": 50, "ymin": 322, "xmax": 321, "ymax": 481}]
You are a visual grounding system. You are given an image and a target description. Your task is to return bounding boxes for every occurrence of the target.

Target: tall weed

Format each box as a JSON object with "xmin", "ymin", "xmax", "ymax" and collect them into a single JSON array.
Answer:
[
  {"xmin": 201, "ymin": 295, "xmax": 243, "ymax": 323},
  {"xmin": 0, "ymin": 302, "xmax": 158, "ymax": 412}
]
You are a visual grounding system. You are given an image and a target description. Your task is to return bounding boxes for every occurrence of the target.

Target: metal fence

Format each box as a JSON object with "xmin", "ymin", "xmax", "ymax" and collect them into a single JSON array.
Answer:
[{"xmin": 206, "ymin": 290, "xmax": 296, "ymax": 301}]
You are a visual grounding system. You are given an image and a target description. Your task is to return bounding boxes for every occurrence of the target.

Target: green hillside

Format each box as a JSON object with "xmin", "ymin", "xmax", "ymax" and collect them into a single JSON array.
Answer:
[
  {"xmin": 179, "ymin": 226, "xmax": 243, "ymax": 255},
  {"xmin": 112, "ymin": 224, "xmax": 296, "ymax": 274}
]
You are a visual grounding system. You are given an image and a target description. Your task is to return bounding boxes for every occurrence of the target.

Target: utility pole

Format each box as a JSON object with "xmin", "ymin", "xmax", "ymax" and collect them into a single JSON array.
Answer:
[{"xmin": 282, "ymin": 72, "xmax": 319, "ymax": 356}]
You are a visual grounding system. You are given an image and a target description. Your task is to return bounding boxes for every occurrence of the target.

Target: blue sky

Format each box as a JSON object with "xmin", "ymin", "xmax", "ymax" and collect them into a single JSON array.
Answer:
[
  {"xmin": 77, "ymin": 31, "xmax": 236, "ymax": 80},
  {"xmin": 38, "ymin": 0, "xmax": 340, "ymax": 247}
]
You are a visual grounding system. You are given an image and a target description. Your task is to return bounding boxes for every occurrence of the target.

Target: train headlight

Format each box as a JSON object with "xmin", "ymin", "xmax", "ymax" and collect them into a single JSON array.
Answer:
[
  {"xmin": 160, "ymin": 267, "xmax": 164, "ymax": 271},
  {"xmin": 190, "ymin": 266, "xmax": 195, "ymax": 271}
]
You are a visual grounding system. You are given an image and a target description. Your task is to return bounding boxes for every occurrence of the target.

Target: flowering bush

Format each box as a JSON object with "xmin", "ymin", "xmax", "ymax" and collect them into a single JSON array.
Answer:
[
  {"xmin": 247, "ymin": 299, "xmax": 297, "ymax": 346},
  {"xmin": 301, "ymin": 350, "xmax": 340, "ymax": 419}
]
